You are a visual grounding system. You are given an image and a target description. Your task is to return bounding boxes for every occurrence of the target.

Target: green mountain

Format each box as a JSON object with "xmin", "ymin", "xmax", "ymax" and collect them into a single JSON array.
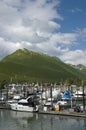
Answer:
[
  {"xmin": 0, "ymin": 48, "xmax": 85, "ymax": 82},
  {"xmin": 69, "ymin": 64, "xmax": 86, "ymax": 78},
  {"xmin": 69, "ymin": 64, "xmax": 86, "ymax": 70}
]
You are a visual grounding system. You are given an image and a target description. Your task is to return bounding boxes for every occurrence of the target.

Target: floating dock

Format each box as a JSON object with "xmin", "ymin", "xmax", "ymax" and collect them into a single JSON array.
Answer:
[{"xmin": 39, "ymin": 110, "xmax": 86, "ymax": 118}]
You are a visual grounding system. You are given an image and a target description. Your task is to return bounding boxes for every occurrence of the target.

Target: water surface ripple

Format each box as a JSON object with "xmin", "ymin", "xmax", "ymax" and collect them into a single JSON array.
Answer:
[{"xmin": 0, "ymin": 110, "xmax": 86, "ymax": 130}]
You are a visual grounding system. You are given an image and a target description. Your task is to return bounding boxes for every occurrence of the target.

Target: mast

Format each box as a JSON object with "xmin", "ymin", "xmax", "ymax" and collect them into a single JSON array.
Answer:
[{"xmin": 82, "ymin": 80, "xmax": 85, "ymax": 112}]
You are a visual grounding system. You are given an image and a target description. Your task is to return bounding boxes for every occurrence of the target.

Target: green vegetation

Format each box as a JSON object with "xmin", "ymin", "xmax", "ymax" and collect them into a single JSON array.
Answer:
[{"xmin": 0, "ymin": 48, "xmax": 86, "ymax": 83}]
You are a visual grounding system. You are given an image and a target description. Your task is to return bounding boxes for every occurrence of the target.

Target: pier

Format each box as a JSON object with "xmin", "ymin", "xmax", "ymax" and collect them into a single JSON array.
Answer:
[{"xmin": 39, "ymin": 109, "xmax": 86, "ymax": 118}]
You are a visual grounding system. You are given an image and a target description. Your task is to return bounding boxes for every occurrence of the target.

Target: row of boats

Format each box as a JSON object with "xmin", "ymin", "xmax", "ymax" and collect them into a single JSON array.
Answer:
[{"xmin": 6, "ymin": 88, "xmax": 86, "ymax": 112}]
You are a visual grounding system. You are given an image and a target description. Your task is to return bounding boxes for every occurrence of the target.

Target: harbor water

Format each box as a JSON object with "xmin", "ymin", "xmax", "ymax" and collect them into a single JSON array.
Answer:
[{"xmin": 0, "ymin": 110, "xmax": 86, "ymax": 130}]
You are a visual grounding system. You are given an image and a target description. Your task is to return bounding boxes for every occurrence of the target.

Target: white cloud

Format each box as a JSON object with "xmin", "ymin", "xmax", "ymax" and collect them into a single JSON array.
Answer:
[
  {"xmin": 69, "ymin": 8, "xmax": 82, "ymax": 13},
  {"xmin": 0, "ymin": 0, "xmax": 86, "ymax": 66},
  {"xmin": 49, "ymin": 33, "xmax": 78, "ymax": 45},
  {"xmin": 60, "ymin": 50, "xmax": 86, "ymax": 66},
  {"xmin": 0, "ymin": 37, "xmax": 19, "ymax": 59},
  {"xmin": 75, "ymin": 28, "xmax": 86, "ymax": 41},
  {"xmin": 0, "ymin": 0, "xmax": 61, "ymax": 43}
]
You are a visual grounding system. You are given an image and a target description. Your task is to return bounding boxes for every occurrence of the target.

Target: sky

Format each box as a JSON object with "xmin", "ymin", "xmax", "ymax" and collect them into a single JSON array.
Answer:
[{"xmin": 0, "ymin": 0, "xmax": 86, "ymax": 66}]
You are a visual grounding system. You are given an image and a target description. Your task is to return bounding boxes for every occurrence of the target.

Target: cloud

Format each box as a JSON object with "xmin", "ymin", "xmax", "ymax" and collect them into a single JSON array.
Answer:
[
  {"xmin": 69, "ymin": 8, "xmax": 82, "ymax": 13},
  {"xmin": 75, "ymin": 28, "xmax": 86, "ymax": 40},
  {"xmin": 49, "ymin": 33, "xmax": 78, "ymax": 45},
  {"xmin": 60, "ymin": 50, "xmax": 86, "ymax": 66},
  {"xmin": 0, "ymin": 0, "xmax": 86, "ymax": 66},
  {"xmin": 0, "ymin": 0, "xmax": 62, "ymax": 56},
  {"xmin": 0, "ymin": 37, "xmax": 18, "ymax": 59},
  {"xmin": 0, "ymin": 0, "xmax": 61, "ymax": 43}
]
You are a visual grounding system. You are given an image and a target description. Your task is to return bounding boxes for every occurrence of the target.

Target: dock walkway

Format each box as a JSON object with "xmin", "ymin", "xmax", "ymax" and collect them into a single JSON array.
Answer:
[
  {"xmin": 0, "ymin": 101, "xmax": 86, "ymax": 118},
  {"xmin": 39, "ymin": 109, "xmax": 86, "ymax": 118}
]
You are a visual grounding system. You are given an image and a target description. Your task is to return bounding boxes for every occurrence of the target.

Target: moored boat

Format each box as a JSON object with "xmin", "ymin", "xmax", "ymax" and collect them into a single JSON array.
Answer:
[{"xmin": 10, "ymin": 96, "xmax": 40, "ymax": 112}]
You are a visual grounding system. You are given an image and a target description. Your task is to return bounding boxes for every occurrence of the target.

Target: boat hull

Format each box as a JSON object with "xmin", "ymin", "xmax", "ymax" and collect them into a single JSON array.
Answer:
[{"xmin": 10, "ymin": 103, "xmax": 35, "ymax": 112}]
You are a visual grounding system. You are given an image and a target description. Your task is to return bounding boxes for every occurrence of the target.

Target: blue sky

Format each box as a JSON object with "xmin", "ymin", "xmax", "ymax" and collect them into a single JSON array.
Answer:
[
  {"xmin": 59, "ymin": 0, "xmax": 86, "ymax": 51},
  {"xmin": 59, "ymin": 0, "xmax": 86, "ymax": 32},
  {"xmin": 0, "ymin": 0, "xmax": 86, "ymax": 66}
]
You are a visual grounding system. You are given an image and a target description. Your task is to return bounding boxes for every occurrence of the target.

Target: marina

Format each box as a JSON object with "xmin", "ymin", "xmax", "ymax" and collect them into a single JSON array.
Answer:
[
  {"xmin": 0, "ymin": 80, "xmax": 86, "ymax": 130},
  {"xmin": 0, "ymin": 82, "xmax": 86, "ymax": 130},
  {"xmin": 0, "ymin": 100, "xmax": 86, "ymax": 119},
  {"xmin": 0, "ymin": 82, "xmax": 86, "ymax": 118}
]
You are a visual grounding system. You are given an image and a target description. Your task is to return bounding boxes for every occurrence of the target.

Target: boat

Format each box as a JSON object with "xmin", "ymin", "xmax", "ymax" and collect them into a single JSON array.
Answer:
[
  {"xmin": 62, "ymin": 90, "xmax": 71, "ymax": 100},
  {"xmin": 72, "ymin": 89, "xmax": 86, "ymax": 101},
  {"xmin": 10, "ymin": 96, "xmax": 40, "ymax": 112},
  {"xmin": 73, "ymin": 90, "xmax": 83, "ymax": 98},
  {"xmin": 55, "ymin": 100, "xmax": 68, "ymax": 105},
  {"xmin": 7, "ymin": 95, "xmax": 21, "ymax": 105}
]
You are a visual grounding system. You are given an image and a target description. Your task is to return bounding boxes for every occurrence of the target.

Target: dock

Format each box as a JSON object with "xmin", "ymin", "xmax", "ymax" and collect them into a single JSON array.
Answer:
[
  {"xmin": 0, "ymin": 101, "xmax": 11, "ymax": 109},
  {"xmin": 0, "ymin": 101, "xmax": 86, "ymax": 118},
  {"xmin": 38, "ymin": 109, "xmax": 86, "ymax": 118}
]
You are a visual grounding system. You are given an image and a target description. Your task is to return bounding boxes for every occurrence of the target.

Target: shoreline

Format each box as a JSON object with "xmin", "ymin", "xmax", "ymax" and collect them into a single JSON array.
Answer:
[{"xmin": 0, "ymin": 101, "xmax": 86, "ymax": 118}]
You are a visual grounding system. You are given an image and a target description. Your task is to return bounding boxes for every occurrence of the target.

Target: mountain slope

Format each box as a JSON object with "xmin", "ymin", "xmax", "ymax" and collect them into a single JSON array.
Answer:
[
  {"xmin": 69, "ymin": 64, "xmax": 86, "ymax": 78},
  {"xmin": 0, "ymin": 48, "xmax": 85, "ymax": 82}
]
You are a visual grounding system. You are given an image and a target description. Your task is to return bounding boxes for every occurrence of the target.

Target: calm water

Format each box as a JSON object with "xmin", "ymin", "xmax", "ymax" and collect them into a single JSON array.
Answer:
[{"xmin": 0, "ymin": 110, "xmax": 86, "ymax": 130}]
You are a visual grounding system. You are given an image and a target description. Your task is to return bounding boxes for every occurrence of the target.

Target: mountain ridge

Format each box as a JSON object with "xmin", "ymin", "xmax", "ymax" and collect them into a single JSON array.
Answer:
[{"xmin": 0, "ymin": 48, "xmax": 86, "ymax": 82}]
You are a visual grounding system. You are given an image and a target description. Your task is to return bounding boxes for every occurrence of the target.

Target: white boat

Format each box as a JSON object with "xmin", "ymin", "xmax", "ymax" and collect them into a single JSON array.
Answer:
[
  {"xmin": 42, "ymin": 88, "xmax": 61, "ymax": 99},
  {"xmin": 73, "ymin": 90, "xmax": 83, "ymax": 98},
  {"xmin": 7, "ymin": 95, "xmax": 21, "ymax": 104},
  {"xmin": 44, "ymin": 98, "xmax": 55, "ymax": 106},
  {"xmin": 56, "ymin": 100, "xmax": 68, "ymax": 105},
  {"xmin": 10, "ymin": 96, "xmax": 40, "ymax": 112}
]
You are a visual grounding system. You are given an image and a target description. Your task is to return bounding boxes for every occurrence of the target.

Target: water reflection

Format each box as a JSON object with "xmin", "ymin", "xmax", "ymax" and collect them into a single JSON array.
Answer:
[
  {"xmin": 11, "ymin": 111, "xmax": 34, "ymax": 126},
  {"xmin": 0, "ymin": 110, "xmax": 86, "ymax": 130}
]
